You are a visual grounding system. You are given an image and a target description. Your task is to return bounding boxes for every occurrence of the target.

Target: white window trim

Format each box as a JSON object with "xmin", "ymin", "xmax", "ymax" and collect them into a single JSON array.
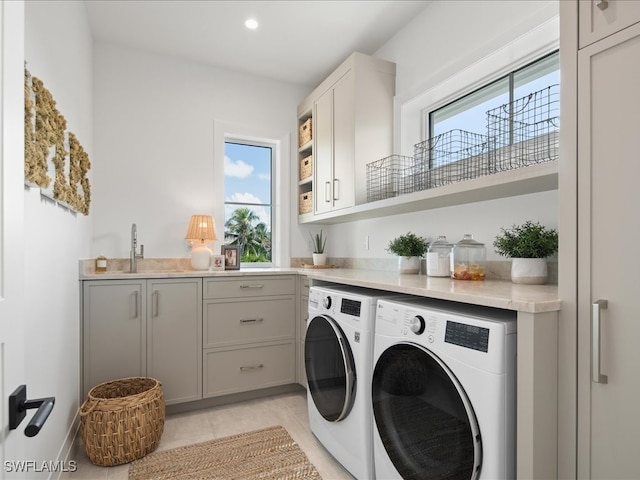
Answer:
[
  {"xmin": 396, "ymin": 15, "xmax": 559, "ymax": 156},
  {"xmin": 213, "ymin": 120, "xmax": 290, "ymax": 267}
]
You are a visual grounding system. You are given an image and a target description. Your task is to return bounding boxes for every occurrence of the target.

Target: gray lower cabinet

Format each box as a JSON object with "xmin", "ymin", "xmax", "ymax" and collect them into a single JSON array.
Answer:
[
  {"xmin": 82, "ymin": 280, "xmax": 146, "ymax": 397},
  {"xmin": 298, "ymin": 276, "xmax": 309, "ymax": 387},
  {"xmin": 146, "ymin": 279, "xmax": 202, "ymax": 404},
  {"xmin": 82, "ymin": 278, "xmax": 202, "ymax": 405},
  {"xmin": 203, "ymin": 276, "xmax": 296, "ymax": 397}
]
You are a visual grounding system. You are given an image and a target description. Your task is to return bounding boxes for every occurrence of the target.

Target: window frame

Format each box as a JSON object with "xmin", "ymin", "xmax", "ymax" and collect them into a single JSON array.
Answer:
[
  {"xmin": 213, "ymin": 121, "xmax": 291, "ymax": 268},
  {"xmin": 396, "ymin": 16, "xmax": 559, "ymax": 157},
  {"xmin": 427, "ymin": 50, "xmax": 560, "ymax": 147},
  {"xmin": 223, "ymin": 138, "xmax": 275, "ymax": 267}
]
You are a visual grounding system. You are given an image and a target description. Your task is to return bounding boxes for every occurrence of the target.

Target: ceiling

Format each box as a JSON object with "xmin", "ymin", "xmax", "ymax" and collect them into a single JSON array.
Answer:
[{"xmin": 84, "ymin": 0, "xmax": 431, "ymax": 88}]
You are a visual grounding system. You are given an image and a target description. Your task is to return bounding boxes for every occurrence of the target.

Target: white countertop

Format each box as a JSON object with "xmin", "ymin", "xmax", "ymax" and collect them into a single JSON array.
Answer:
[
  {"xmin": 301, "ymin": 268, "xmax": 560, "ymax": 314},
  {"xmin": 80, "ymin": 263, "xmax": 559, "ymax": 314}
]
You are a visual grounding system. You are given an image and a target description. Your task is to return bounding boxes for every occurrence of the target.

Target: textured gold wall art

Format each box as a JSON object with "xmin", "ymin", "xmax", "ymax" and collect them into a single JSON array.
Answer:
[
  {"xmin": 68, "ymin": 132, "xmax": 91, "ymax": 215},
  {"xmin": 24, "ymin": 68, "xmax": 91, "ymax": 215},
  {"xmin": 24, "ymin": 69, "xmax": 50, "ymax": 188}
]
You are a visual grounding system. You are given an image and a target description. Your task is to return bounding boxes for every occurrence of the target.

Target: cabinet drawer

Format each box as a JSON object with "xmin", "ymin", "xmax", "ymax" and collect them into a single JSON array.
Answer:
[
  {"xmin": 204, "ymin": 275, "xmax": 296, "ymax": 299},
  {"xmin": 579, "ymin": 0, "xmax": 640, "ymax": 48},
  {"xmin": 204, "ymin": 296, "xmax": 295, "ymax": 348},
  {"xmin": 203, "ymin": 342, "xmax": 295, "ymax": 397}
]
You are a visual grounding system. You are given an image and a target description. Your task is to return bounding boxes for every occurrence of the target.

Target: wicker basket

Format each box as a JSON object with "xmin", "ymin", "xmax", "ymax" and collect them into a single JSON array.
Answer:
[
  {"xmin": 299, "ymin": 155, "xmax": 313, "ymax": 180},
  {"xmin": 299, "ymin": 118, "xmax": 312, "ymax": 146},
  {"xmin": 80, "ymin": 377, "xmax": 165, "ymax": 466},
  {"xmin": 299, "ymin": 191, "xmax": 313, "ymax": 214}
]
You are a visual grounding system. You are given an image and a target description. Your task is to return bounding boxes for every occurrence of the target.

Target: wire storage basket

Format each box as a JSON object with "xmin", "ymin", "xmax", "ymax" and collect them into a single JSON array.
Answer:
[
  {"xmin": 486, "ymin": 84, "xmax": 559, "ymax": 172},
  {"xmin": 413, "ymin": 129, "xmax": 492, "ymax": 190},
  {"xmin": 366, "ymin": 155, "xmax": 416, "ymax": 202},
  {"xmin": 80, "ymin": 377, "xmax": 165, "ymax": 466}
]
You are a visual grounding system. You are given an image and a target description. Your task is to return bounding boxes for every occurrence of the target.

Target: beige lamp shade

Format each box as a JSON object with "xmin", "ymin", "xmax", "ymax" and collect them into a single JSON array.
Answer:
[{"xmin": 185, "ymin": 215, "xmax": 218, "ymax": 244}]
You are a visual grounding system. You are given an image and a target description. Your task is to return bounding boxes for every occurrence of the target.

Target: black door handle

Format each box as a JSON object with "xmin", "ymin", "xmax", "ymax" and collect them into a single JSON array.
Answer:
[{"xmin": 9, "ymin": 385, "xmax": 55, "ymax": 437}]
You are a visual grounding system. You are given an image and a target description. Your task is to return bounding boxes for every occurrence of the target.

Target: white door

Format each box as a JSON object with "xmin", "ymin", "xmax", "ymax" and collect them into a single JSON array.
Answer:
[
  {"xmin": 577, "ymin": 21, "xmax": 640, "ymax": 479},
  {"xmin": 0, "ymin": 0, "xmax": 26, "ymax": 476}
]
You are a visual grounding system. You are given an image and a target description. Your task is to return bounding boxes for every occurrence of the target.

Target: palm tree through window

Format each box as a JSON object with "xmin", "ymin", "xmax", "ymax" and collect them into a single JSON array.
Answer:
[{"xmin": 224, "ymin": 141, "xmax": 273, "ymax": 264}]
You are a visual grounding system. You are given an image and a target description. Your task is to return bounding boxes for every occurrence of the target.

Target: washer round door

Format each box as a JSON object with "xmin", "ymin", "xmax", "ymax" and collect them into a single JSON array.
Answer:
[
  {"xmin": 305, "ymin": 314, "xmax": 356, "ymax": 422},
  {"xmin": 372, "ymin": 342, "xmax": 482, "ymax": 480}
]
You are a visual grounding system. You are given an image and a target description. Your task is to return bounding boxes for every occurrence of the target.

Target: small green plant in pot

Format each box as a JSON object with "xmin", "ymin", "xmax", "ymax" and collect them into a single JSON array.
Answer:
[
  {"xmin": 493, "ymin": 221, "xmax": 558, "ymax": 284},
  {"xmin": 387, "ymin": 232, "xmax": 429, "ymax": 274},
  {"xmin": 310, "ymin": 230, "xmax": 327, "ymax": 265}
]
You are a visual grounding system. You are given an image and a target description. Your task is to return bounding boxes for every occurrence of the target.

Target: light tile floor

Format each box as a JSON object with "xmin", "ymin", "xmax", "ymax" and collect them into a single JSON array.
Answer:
[{"xmin": 62, "ymin": 390, "xmax": 354, "ymax": 480}]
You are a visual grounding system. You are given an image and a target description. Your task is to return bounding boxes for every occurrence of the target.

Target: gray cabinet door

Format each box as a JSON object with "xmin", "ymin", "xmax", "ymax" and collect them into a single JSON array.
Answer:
[
  {"xmin": 82, "ymin": 280, "xmax": 146, "ymax": 397},
  {"xmin": 147, "ymin": 278, "xmax": 202, "ymax": 404},
  {"xmin": 577, "ymin": 21, "xmax": 640, "ymax": 478}
]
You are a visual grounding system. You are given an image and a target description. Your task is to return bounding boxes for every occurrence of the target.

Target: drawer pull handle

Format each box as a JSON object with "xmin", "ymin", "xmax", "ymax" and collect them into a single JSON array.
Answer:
[
  {"xmin": 240, "ymin": 318, "xmax": 264, "ymax": 324},
  {"xmin": 240, "ymin": 364, "xmax": 264, "ymax": 371},
  {"xmin": 240, "ymin": 284, "xmax": 264, "ymax": 289}
]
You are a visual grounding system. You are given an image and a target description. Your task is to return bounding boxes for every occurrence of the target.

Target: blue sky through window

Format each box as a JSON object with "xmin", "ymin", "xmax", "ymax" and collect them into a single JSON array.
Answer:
[{"xmin": 224, "ymin": 141, "xmax": 272, "ymax": 242}]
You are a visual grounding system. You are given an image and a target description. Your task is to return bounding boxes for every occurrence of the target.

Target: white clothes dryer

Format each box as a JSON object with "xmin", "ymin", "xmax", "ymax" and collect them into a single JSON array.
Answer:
[
  {"xmin": 305, "ymin": 285, "xmax": 404, "ymax": 480},
  {"xmin": 372, "ymin": 297, "xmax": 517, "ymax": 480}
]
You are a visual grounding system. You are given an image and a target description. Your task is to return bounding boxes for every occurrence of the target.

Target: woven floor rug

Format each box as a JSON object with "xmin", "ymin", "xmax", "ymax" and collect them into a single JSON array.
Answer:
[{"xmin": 128, "ymin": 425, "xmax": 322, "ymax": 479}]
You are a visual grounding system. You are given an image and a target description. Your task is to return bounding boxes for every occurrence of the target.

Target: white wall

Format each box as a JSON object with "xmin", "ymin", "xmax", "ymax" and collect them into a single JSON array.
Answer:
[
  {"xmin": 24, "ymin": 0, "xmax": 93, "ymax": 473},
  {"xmin": 295, "ymin": 0, "xmax": 560, "ymax": 261},
  {"xmin": 92, "ymin": 43, "xmax": 308, "ymax": 261}
]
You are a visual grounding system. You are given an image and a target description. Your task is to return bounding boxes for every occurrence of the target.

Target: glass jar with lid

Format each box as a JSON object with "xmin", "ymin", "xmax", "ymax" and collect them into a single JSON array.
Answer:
[
  {"xmin": 451, "ymin": 234, "xmax": 486, "ymax": 281},
  {"xmin": 426, "ymin": 236, "xmax": 452, "ymax": 277}
]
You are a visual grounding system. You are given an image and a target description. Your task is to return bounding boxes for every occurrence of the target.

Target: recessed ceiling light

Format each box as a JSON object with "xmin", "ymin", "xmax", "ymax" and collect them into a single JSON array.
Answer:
[{"xmin": 245, "ymin": 18, "xmax": 258, "ymax": 30}]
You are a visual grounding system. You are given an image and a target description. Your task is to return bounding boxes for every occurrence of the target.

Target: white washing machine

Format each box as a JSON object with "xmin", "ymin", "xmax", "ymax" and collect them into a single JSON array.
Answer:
[
  {"xmin": 372, "ymin": 297, "xmax": 517, "ymax": 480},
  {"xmin": 305, "ymin": 285, "xmax": 404, "ymax": 480}
]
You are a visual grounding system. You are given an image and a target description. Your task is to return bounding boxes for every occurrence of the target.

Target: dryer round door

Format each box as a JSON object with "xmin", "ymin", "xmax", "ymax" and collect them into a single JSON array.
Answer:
[
  {"xmin": 305, "ymin": 314, "xmax": 356, "ymax": 422},
  {"xmin": 372, "ymin": 342, "xmax": 482, "ymax": 480}
]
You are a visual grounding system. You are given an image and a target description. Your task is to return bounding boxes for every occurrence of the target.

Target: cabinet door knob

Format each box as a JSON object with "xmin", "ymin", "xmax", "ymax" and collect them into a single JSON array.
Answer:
[
  {"xmin": 596, "ymin": 0, "xmax": 609, "ymax": 11},
  {"xmin": 333, "ymin": 179, "xmax": 340, "ymax": 201},
  {"xmin": 240, "ymin": 317, "xmax": 264, "ymax": 324},
  {"xmin": 325, "ymin": 181, "xmax": 331, "ymax": 203},
  {"xmin": 592, "ymin": 299, "xmax": 608, "ymax": 384},
  {"xmin": 240, "ymin": 364, "xmax": 264, "ymax": 371},
  {"xmin": 133, "ymin": 291, "xmax": 139, "ymax": 318},
  {"xmin": 153, "ymin": 290, "xmax": 159, "ymax": 317}
]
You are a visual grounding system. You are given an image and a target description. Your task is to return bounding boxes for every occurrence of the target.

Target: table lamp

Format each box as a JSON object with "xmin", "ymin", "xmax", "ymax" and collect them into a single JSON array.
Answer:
[{"xmin": 185, "ymin": 214, "xmax": 217, "ymax": 270}]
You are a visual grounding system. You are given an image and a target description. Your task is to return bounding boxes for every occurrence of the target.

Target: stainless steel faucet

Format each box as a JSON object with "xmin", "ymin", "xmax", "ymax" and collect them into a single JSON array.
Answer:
[{"xmin": 130, "ymin": 223, "xmax": 144, "ymax": 273}]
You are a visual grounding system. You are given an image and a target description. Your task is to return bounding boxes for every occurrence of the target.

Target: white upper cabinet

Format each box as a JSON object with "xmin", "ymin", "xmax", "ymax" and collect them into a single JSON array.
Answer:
[
  {"xmin": 579, "ymin": 0, "xmax": 640, "ymax": 48},
  {"xmin": 297, "ymin": 52, "xmax": 396, "ymax": 221}
]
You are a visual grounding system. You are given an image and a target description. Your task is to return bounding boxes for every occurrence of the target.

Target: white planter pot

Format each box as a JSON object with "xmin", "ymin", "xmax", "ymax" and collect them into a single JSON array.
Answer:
[
  {"xmin": 312, "ymin": 253, "xmax": 327, "ymax": 266},
  {"xmin": 511, "ymin": 258, "xmax": 548, "ymax": 284},
  {"xmin": 398, "ymin": 256, "xmax": 421, "ymax": 274}
]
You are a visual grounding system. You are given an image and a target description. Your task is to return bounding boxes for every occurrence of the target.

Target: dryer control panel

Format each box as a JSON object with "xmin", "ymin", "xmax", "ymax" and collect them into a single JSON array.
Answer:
[{"xmin": 445, "ymin": 321, "xmax": 490, "ymax": 353}]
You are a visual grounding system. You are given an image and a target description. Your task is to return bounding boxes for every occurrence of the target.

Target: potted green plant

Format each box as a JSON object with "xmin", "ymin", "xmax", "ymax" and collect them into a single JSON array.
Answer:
[
  {"xmin": 493, "ymin": 221, "xmax": 558, "ymax": 284},
  {"xmin": 387, "ymin": 232, "xmax": 429, "ymax": 274},
  {"xmin": 310, "ymin": 230, "xmax": 327, "ymax": 266}
]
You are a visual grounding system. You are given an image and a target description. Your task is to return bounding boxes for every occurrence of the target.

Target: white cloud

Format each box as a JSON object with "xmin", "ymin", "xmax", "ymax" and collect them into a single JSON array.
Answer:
[
  {"xmin": 258, "ymin": 173, "xmax": 271, "ymax": 181},
  {"xmin": 224, "ymin": 155, "xmax": 254, "ymax": 178},
  {"xmin": 226, "ymin": 192, "xmax": 262, "ymax": 204}
]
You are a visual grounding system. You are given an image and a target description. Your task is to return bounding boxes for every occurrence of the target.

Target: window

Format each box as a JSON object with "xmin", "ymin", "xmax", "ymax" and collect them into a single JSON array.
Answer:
[
  {"xmin": 224, "ymin": 140, "xmax": 274, "ymax": 265},
  {"xmin": 428, "ymin": 50, "xmax": 559, "ymax": 161}
]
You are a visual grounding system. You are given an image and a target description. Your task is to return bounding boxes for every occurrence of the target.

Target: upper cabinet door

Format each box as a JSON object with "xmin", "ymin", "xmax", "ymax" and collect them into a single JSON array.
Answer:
[
  {"xmin": 332, "ymin": 69, "xmax": 355, "ymax": 212},
  {"xmin": 579, "ymin": 0, "xmax": 640, "ymax": 48},
  {"xmin": 314, "ymin": 87, "xmax": 334, "ymax": 215}
]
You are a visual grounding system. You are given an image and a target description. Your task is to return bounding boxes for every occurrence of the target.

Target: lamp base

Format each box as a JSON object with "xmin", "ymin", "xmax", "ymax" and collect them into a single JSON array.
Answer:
[{"xmin": 191, "ymin": 244, "xmax": 212, "ymax": 270}]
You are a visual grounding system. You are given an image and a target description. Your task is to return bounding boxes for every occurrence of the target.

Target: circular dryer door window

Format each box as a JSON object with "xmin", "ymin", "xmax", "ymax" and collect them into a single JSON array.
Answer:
[
  {"xmin": 372, "ymin": 342, "xmax": 482, "ymax": 479},
  {"xmin": 305, "ymin": 315, "xmax": 356, "ymax": 422}
]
